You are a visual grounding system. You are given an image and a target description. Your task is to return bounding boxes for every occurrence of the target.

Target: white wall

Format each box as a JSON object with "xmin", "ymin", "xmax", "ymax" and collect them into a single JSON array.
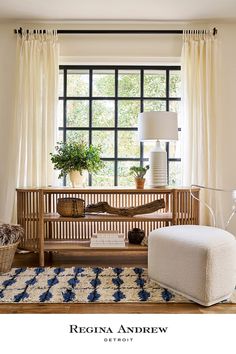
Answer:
[
  {"xmin": 217, "ymin": 23, "xmax": 236, "ymax": 187},
  {"xmin": 0, "ymin": 21, "xmax": 236, "ymax": 232},
  {"xmin": 0, "ymin": 23, "xmax": 16, "ymax": 200},
  {"xmin": 59, "ymin": 24, "xmax": 182, "ymax": 63},
  {"xmin": 214, "ymin": 23, "xmax": 236, "ymax": 233}
]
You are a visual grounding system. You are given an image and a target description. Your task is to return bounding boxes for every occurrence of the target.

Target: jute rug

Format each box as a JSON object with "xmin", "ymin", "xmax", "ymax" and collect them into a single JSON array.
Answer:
[{"xmin": 0, "ymin": 267, "xmax": 235, "ymax": 303}]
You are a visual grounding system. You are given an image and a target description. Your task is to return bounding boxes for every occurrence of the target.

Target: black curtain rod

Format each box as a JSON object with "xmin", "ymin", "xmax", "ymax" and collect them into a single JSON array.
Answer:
[{"xmin": 14, "ymin": 27, "xmax": 218, "ymax": 36}]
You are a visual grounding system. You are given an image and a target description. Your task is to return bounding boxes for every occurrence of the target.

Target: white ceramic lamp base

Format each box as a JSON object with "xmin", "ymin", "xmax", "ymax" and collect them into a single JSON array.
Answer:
[{"xmin": 149, "ymin": 141, "xmax": 167, "ymax": 187}]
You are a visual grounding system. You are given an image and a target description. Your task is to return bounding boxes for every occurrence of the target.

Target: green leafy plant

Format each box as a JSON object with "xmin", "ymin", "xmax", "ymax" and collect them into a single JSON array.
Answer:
[
  {"xmin": 50, "ymin": 141, "xmax": 104, "ymax": 178},
  {"xmin": 129, "ymin": 165, "xmax": 149, "ymax": 179}
]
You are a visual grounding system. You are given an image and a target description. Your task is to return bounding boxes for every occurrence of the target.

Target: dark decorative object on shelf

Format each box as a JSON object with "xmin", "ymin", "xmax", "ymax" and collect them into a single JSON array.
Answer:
[{"xmin": 128, "ymin": 228, "xmax": 145, "ymax": 244}]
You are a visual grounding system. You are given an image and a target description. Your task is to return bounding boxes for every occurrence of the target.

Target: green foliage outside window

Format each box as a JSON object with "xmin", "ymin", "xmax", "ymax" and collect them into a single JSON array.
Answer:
[{"xmin": 58, "ymin": 67, "xmax": 182, "ymax": 187}]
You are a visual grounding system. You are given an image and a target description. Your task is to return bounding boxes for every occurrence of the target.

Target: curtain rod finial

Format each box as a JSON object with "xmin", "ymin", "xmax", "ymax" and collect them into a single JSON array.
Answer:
[{"xmin": 213, "ymin": 27, "xmax": 217, "ymax": 36}]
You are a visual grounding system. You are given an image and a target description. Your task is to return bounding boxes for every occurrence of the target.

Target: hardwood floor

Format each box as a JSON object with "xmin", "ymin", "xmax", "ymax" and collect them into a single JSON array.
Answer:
[{"xmin": 0, "ymin": 251, "xmax": 235, "ymax": 314}]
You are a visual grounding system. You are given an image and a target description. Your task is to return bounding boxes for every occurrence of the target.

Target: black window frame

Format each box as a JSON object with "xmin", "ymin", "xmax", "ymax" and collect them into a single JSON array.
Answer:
[{"xmin": 59, "ymin": 65, "xmax": 181, "ymax": 186}]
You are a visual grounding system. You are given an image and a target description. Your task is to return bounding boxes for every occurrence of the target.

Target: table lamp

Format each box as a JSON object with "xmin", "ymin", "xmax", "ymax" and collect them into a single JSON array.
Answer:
[{"xmin": 138, "ymin": 111, "xmax": 178, "ymax": 187}]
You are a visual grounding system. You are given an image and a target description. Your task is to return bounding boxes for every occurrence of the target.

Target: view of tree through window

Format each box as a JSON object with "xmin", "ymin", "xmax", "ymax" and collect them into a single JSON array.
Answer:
[{"xmin": 58, "ymin": 65, "xmax": 182, "ymax": 187}]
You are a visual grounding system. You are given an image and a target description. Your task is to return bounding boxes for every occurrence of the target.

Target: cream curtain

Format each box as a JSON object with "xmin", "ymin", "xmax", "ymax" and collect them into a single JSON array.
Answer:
[
  {"xmin": 181, "ymin": 30, "xmax": 218, "ymax": 224},
  {"xmin": 0, "ymin": 30, "xmax": 59, "ymax": 222}
]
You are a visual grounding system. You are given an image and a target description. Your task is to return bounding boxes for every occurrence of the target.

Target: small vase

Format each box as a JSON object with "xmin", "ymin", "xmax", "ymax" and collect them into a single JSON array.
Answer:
[
  {"xmin": 135, "ymin": 177, "xmax": 145, "ymax": 189},
  {"xmin": 69, "ymin": 170, "xmax": 85, "ymax": 188},
  {"xmin": 128, "ymin": 228, "xmax": 145, "ymax": 244}
]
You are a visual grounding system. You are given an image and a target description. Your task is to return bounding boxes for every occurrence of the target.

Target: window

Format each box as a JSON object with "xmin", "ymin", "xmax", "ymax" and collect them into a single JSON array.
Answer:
[{"xmin": 58, "ymin": 65, "xmax": 182, "ymax": 186}]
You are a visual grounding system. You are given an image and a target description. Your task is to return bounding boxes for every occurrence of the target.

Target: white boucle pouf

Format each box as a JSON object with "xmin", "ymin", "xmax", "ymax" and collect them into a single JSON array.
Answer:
[{"xmin": 148, "ymin": 225, "xmax": 236, "ymax": 306}]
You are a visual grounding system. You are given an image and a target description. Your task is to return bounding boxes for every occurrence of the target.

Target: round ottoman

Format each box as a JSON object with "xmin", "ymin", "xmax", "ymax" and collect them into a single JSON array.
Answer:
[{"xmin": 148, "ymin": 225, "xmax": 236, "ymax": 306}]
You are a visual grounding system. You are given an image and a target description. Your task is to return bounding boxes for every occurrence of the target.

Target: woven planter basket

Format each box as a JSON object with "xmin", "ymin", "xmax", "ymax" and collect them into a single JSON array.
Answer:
[
  {"xmin": 0, "ymin": 241, "xmax": 19, "ymax": 274},
  {"xmin": 57, "ymin": 198, "xmax": 85, "ymax": 217}
]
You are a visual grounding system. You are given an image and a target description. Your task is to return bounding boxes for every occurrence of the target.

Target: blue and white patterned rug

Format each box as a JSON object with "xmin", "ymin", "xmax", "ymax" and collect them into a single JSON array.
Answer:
[{"xmin": 0, "ymin": 267, "xmax": 235, "ymax": 303}]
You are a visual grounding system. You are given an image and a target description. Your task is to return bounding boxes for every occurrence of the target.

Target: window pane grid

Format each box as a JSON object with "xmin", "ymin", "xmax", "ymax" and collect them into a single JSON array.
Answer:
[{"xmin": 59, "ymin": 65, "xmax": 181, "ymax": 186}]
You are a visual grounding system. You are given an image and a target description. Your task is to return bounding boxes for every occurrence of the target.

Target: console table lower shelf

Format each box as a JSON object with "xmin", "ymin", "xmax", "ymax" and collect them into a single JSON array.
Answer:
[
  {"xmin": 43, "ymin": 240, "xmax": 147, "ymax": 265},
  {"xmin": 44, "ymin": 239, "xmax": 147, "ymax": 253}
]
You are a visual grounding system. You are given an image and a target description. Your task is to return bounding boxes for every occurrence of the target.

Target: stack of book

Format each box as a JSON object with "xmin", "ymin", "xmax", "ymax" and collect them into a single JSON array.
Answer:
[{"xmin": 90, "ymin": 231, "xmax": 125, "ymax": 248}]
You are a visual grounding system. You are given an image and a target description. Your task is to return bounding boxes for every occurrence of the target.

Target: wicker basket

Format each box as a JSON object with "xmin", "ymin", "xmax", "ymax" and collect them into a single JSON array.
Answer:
[
  {"xmin": 0, "ymin": 241, "xmax": 19, "ymax": 274},
  {"xmin": 57, "ymin": 198, "xmax": 85, "ymax": 217}
]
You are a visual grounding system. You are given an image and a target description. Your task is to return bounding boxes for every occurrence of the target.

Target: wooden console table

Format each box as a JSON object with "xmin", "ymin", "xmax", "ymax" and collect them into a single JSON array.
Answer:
[{"xmin": 16, "ymin": 187, "xmax": 199, "ymax": 266}]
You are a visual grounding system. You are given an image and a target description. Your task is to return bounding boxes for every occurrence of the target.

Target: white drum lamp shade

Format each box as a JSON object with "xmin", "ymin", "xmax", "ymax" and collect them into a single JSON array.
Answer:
[{"xmin": 138, "ymin": 111, "xmax": 178, "ymax": 187}]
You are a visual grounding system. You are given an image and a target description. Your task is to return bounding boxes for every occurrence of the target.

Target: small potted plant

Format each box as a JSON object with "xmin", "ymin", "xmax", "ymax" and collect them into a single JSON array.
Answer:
[
  {"xmin": 50, "ymin": 141, "xmax": 104, "ymax": 187},
  {"xmin": 129, "ymin": 165, "xmax": 149, "ymax": 189}
]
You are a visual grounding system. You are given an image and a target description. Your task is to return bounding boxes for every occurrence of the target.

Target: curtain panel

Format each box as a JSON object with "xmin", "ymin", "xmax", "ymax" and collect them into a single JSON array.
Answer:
[
  {"xmin": 0, "ymin": 30, "xmax": 59, "ymax": 223},
  {"xmin": 181, "ymin": 30, "xmax": 218, "ymax": 224}
]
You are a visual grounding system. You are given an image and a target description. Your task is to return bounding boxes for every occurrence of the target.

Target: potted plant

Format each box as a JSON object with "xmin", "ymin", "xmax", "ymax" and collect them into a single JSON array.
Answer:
[
  {"xmin": 50, "ymin": 141, "xmax": 104, "ymax": 187},
  {"xmin": 129, "ymin": 165, "xmax": 149, "ymax": 189}
]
